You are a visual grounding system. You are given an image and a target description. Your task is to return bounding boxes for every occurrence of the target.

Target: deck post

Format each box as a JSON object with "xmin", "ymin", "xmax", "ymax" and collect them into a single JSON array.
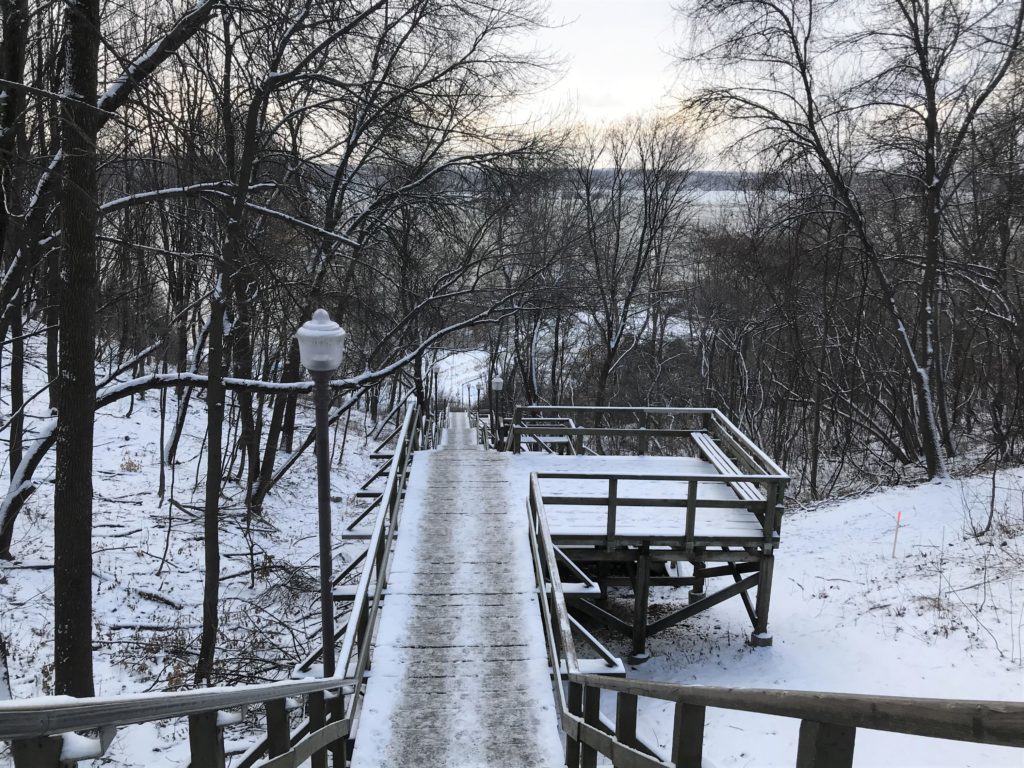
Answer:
[
  {"xmin": 631, "ymin": 545, "xmax": 651, "ymax": 660},
  {"xmin": 750, "ymin": 482, "xmax": 778, "ymax": 646},
  {"xmin": 749, "ymin": 551, "xmax": 775, "ymax": 646},
  {"xmin": 606, "ymin": 478, "xmax": 618, "ymax": 546},
  {"xmin": 689, "ymin": 546, "xmax": 706, "ymax": 604}
]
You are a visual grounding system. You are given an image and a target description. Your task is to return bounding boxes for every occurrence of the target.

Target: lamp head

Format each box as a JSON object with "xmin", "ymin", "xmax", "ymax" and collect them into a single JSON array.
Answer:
[
  {"xmin": 492, "ymin": 375, "xmax": 504, "ymax": 391},
  {"xmin": 297, "ymin": 308, "xmax": 346, "ymax": 372}
]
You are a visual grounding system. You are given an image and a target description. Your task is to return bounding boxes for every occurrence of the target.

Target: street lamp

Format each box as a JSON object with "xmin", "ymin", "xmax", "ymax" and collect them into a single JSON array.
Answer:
[
  {"xmin": 491, "ymin": 374, "xmax": 504, "ymax": 446},
  {"xmin": 297, "ymin": 309, "xmax": 346, "ymax": 680}
]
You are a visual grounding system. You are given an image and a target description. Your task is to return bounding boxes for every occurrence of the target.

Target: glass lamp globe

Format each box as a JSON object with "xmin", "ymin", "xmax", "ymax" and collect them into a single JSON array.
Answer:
[{"xmin": 297, "ymin": 308, "xmax": 346, "ymax": 372}]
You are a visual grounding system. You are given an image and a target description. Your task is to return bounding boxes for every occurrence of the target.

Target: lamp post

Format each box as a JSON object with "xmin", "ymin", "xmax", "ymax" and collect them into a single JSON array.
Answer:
[
  {"xmin": 491, "ymin": 374, "xmax": 504, "ymax": 447},
  {"xmin": 296, "ymin": 309, "xmax": 346, "ymax": 679}
]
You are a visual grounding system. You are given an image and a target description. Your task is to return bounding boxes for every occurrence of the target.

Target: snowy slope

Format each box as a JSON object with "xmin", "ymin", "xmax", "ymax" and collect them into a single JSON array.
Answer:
[
  {"xmin": 619, "ymin": 471, "xmax": 1024, "ymax": 767},
  {"xmin": 0, "ymin": 335, "xmax": 379, "ymax": 766}
]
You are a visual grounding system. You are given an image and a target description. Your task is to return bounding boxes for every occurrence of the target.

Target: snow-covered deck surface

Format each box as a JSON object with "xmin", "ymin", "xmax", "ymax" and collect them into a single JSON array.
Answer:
[
  {"xmin": 509, "ymin": 454, "xmax": 764, "ymax": 541},
  {"xmin": 350, "ymin": 412, "xmax": 564, "ymax": 768}
]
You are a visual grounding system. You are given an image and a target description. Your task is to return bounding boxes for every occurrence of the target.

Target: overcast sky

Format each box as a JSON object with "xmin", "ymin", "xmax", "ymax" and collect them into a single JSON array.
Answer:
[{"xmin": 524, "ymin": 0, "xmax": 681, "ymax": 124}]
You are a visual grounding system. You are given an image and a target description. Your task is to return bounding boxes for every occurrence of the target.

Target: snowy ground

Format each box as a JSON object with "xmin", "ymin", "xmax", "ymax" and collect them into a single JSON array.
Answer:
[{"xmin": 604, "ymin": 470, "xmax": 1024, "ymax": 767}]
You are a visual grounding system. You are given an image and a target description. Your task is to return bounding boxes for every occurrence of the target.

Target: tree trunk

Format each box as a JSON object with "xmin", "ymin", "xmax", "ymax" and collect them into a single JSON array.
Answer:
[
  {"xmin": 195, "ymin": 284, "xmax": 225, "ymax": 685},
  {"xmin": 53, "ymin": 0, "xmax": 101, "ymax": 699}
]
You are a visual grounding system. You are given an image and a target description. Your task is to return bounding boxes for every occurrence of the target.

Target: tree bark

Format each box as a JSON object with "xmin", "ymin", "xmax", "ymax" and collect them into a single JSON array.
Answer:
[{"xmin": 53, "ymin": 0, "xmax": 101, "ymax": 699}]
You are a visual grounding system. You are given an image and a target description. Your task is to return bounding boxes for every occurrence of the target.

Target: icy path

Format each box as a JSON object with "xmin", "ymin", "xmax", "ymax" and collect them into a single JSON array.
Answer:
[{"xmin": 350, "ymin": 412, "xmax": 564, "ymax": 768}]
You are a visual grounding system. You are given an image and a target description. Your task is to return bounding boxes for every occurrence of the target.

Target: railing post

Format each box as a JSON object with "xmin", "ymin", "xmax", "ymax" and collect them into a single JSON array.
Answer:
[
  {"xmin": 581, "ymin": 684, "xmax": 600, "ymax": 768},
  {"xmin": 329, "ymin": 690, "xmax": 347, "ymax": 768},
  {"xmin": 188, "ymin": 710, "xmax": 226, "ymax": 768},
  {"xmin": 606, "ymin": 478, "xmax": 618, "ymax": 546},
  {"xmin": 671, "ymin": 703, "xmax": 705, "ymax": 768},
  {"xmin": 265, "ymin": 698, "xmax": 290, "ymax": 757},
  {"xmin": 308, "ymin": 690, "xmax": 327, "ymax": 768},
  {"xmin": 10, "ymin": 735, "xmax": 63, "ymax": 768},
  {"xmin": 615, "ymin": 691, "xmax": 638, "ymax": 750},
  {"xmin": 566, "ymin": 681, "xmax": 583, "ymax": 767},
  {"xmin": 795, "ymin": 721, "xmax": 856, "ymax": 768},
  {"xmin": 685, "ymin": 479, "xmax": 697, "ymax": 553}
]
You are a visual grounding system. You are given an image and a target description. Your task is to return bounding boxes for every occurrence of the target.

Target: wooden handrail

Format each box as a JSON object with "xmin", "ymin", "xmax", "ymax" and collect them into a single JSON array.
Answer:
[
  {"xmin": 0, "ymin": 676, "xmax": 355, "ymax": 741},
  {"xmin": 534, "ymin": 470, "xmax": 787, "ymax": 482},
  {"xmin": 571, "ymin": 672, "xmax": 1024, "ymax": 749}
]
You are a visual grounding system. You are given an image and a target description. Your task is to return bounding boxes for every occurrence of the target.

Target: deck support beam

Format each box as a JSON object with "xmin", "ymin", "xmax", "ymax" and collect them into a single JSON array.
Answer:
[{"xmin": 631, "ymin": 546, "xmax": 651, "ymax": 660}]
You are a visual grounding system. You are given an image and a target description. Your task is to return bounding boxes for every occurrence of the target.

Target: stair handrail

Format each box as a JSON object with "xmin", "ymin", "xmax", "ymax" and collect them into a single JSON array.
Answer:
[
  {"xmin": 0, "ymin": 672, "xmax": 356, "ymax": 767},
  {"xmin": 335, "ymin": 399, "xmax": 419, "ymax": 723},
  {"xmin": 0, "ymin": 674, "xmax": 355, "ymax": 741}
]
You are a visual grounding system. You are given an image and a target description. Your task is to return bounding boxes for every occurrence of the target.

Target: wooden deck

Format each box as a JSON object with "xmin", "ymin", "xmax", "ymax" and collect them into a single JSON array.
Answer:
[{"xmin": 349, "ymin": 412, "xmax": 563, "ymax": 768}]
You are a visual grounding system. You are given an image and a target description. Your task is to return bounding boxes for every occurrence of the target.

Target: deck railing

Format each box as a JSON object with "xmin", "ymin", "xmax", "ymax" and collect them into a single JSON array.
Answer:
[
  {"xmin": 564, "ymin": 673, "xmax": 1024, "ymax": 768},
  {"xmin": 506, "ymin": 406, "xmax": 785, "ymax": 474},
  {"xmin": 526, "ymin": 429, "xmax": 1024, "ymax": 768},
  {"xmin": 534, "ymin": 470, "xmax": 785, "ymax": 548},
  {"xmin": 0, "ymin": 399, "xmax": 430, "ymax": 768}
]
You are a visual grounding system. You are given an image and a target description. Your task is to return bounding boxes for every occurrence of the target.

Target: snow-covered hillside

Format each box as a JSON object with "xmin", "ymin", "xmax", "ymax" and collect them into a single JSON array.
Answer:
[
  {"xmin": 0, "ymin": 338, "xmax": 380, "ymax": 765},
  {"xmin": 621, "ymin": 471, "xmax": 1024, "ymax": 767}
]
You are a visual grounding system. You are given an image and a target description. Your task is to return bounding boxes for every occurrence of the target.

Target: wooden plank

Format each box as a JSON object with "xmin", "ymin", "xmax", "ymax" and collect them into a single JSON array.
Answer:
[
  {"xmin": 543, "ymin": 495, "xmax": 763, "ymax": 510},
  {"xmin": 0, "ymin": 675, "xmax": 355, "ymax": 740},
  {"xmin": 259, "ymin": 719, "xmax": 351, "ymax": 768},
  {"xmin": 670, "ymin": 703, "xmax": 705, "ymax": 768},
  {"xmin": 795, "ymin": 720, "xmax": 855, "ymax": 768},
  {"xmin": 575, "ymin": 720, "xmax": 669, "ymax": 768}
]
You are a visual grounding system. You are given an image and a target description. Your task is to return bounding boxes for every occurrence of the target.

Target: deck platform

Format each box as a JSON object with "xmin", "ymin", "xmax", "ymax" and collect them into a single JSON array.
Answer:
[{"xmin": 350, "ymin": 412, "xmax": 563, "ymax": 768}]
